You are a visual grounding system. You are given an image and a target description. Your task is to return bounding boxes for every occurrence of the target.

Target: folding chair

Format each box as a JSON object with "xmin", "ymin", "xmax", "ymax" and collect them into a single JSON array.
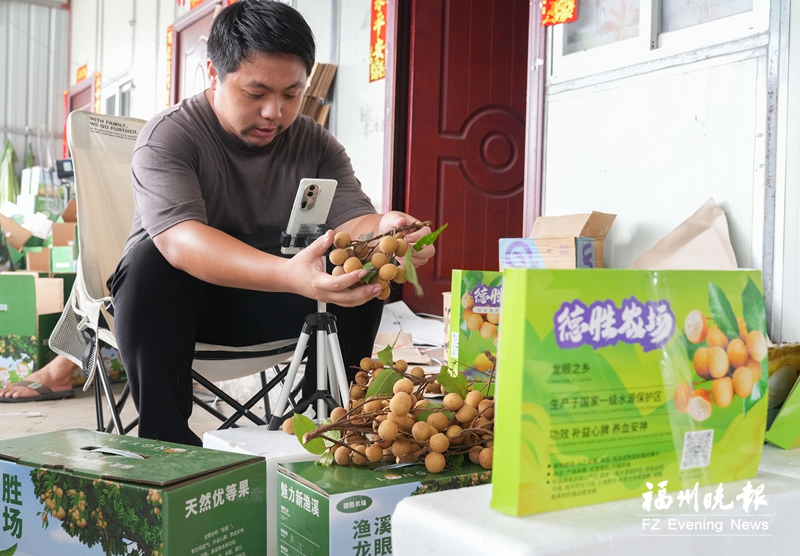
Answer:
[{"xmin": 49, "ymin": 110, "xmax": 304, "ymax": 435}]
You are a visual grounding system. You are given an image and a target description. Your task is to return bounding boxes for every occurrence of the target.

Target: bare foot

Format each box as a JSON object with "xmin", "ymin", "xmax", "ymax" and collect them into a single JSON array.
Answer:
[{"xmin": 0, "ymin": 356, "xmax": 77, "ymax": 399}]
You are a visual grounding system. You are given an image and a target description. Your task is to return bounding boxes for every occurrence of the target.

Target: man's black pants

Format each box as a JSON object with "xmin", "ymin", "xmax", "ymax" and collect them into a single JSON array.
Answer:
[{"xmin": 108, "ymin": 238, "xmax": 383, "ymax": 447}]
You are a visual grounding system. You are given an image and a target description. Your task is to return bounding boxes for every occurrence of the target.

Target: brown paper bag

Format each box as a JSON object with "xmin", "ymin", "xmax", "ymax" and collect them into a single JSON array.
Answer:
[{"xmin": 629, "ymin": 197, "xmax": 737, "ymax": 270}]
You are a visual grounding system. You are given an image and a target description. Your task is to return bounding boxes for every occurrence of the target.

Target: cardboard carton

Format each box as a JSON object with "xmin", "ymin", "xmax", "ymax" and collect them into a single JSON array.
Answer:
[
  {"xmin": 499, "ymin": 211, "xmax": 616, "ymax": 269},
  {"xmin": 277, "ymin": 460, "xmax": 491, "ymax": 556},
  {"xmin": 0, "ymin": 429, "xmax": 267, "ymax": 555},
  {"xmin": 492, "ymin": 268, "xmax": 768, "ymax": 516},
  {"xmin": 0, "ymin": 271, "xmax": 63, "ymax": 383}
]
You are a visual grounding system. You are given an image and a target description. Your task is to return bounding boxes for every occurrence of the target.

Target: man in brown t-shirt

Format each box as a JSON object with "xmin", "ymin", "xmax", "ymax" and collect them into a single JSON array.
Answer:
[{"xmin": 107, "ymin": 0, "xmax": 434, "ymax": 446}]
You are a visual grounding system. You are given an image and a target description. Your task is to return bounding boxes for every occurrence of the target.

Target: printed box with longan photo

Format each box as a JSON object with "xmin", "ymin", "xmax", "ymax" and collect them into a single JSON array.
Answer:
[
  {"xmin": 448, "ymin": 270, "xmax": 501, "ymax": 393},
  {"xmin": 492, "ymin": 269, "xmax": 768, "ymax": 516}
]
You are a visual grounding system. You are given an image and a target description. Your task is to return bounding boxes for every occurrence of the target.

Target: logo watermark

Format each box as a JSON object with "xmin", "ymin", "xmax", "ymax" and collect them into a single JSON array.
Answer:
[{"xmin": 640, "ymin": 480, "xmax": 771, "ymax": 537}]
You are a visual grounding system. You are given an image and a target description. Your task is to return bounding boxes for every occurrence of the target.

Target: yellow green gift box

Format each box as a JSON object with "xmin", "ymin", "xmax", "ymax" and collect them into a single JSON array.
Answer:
[{"xmin": 491, "ymin": 269, "xmax": 768, "ymax": 516}]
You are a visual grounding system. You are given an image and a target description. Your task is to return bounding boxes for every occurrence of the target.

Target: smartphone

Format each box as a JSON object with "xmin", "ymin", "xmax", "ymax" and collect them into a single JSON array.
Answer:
[{"xmin": 280, "ymin": 178, "xmax": 338, "ymax": 255}]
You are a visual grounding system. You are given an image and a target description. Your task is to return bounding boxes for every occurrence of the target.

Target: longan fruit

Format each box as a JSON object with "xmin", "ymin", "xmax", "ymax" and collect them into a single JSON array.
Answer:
[
  {"xmin": 429, "ymin": 433, "xmax": 450, "ymax": 453},
  {"xmin": 391, "ymin": 438, "xmax": 413, "ymax": 457},
  {"xmin": 706, "ymin": 346, "xmax": 730, "ymax": 379},
  {"xmin": 425, "ymin": 382, "xmax": 442, "ymax": 394},
  {"xmin": 468, "ymin": 445, "xmax": 482, "ymax": 464},
  {"xmin": 727, "ymin": 338, "xmax": 749, "ymax": 369},
  {"xmin": 370, "ymin": 276, "xmax": 389, "ymax": 288},
  {"xmin": 737, "ymin": 317, "xmax": 748, "ymax": 341},
  {"xmin": 377, "ymin": 419, "xmax": 399, "ymax": 442},
  {"xmin": 474, "ymin": 352, "xmax": 493, "ymax": 373},
  {"xmin": 365, "ymin": 445, "xmax": 384, "ymax": 463},
  {"xmin": 379, "ymin": 235, "xmax": 398, "ymax": 254},
  {"xmin": 351, "ymin": 450, "xmax": 368, "ymax": 466},
  {"xmin": 479, "ymin": 447, "xmax": 493, "ymax": 470},
  {"xmin": 281, "ymin": 418, "xmax": 294, "ymax": 435},
  {"xmin": 415, "ymin": 399, "xmax": 431, "ymax": 409},
  {"xmin": 443, "ymin": 393, "xmax": 464, "ymax": 412},
  {"xmin": 362, "ymin": 399, "xmax": 383, "ymax": 414},
  {"xmin": 745, "ymin": 358, "xmax": 763, "ymax": 383},
  {"xmin": 350, "ymin": 385, "xmax": 366, "ymax": 400},
  {"xmin": 395, "ymin": 360, "xmax": 409, "ymax": 372},
  {"xmin": 372, "ymin": 252, "xmax": 389, "ymax": 269},
  {"xmin": 706, "ymin": 326, "xmax": 729, "ymax": 350},
  {"xmin": 359, "ymin": 357, "xmax": 373, "ymax": 372},
  {"xmin": 330, "ymin": 407, "xmax": 348, "ymax": 422},
  {"xmin": 402, "ymin": 415, "xmax": 416, "ymax": 432},
  {"xmin": 389, "ymin": 392, "xmax": 412, "ymax": 416},
  {"xmin": 393, "ymin": 378, "xmax": 414, "ymax": 395},
  {"xmin": 466, "ymin": 390, "xmax": 484, "ymax": 409},
  {"xmin": 372, "ymin": 358, "xmax": 384, "ymax": 370},
  {"xmin": 693, "ymin": 347, "xmax": 711, "ymax": 379},
  {"xmin": 480, "ymin": 322, "xmax": 498, "ymax": 340},
  {"xmin": 334, "ymin": 446, "xmax": 352, "ymax": 466},
  {"xmin": 732, "ymin": 367, "xmax": 754, "ymax": 398},
  {"xmin": 445, "ymin": 424, "xmax": 463, "ymax": 444},
  {"xmin": 478, "ymin": 399, "xmax": 495, "ymax": 419},
  {"xmin": 410, "ymin": 366, "xmax": 425, "ymax": 378},
  {"xmin": 412, "ymin": 421, "xmax": 434, "ymax": 442},
  {"xmin": 355, "ymin": 371, "xmax": 370, "ymax": 385},
  {"xmin": 711, "ymin": 377, "xmax": 733, "ymax": 409},
  {"xmin": 329, "ymin": 248, "xmax": 349, "ymax": 266},
  {"xmin": 377, "ymin": 286, "xmax": 391, "ymax": 300},
  {"xmin": 486, "ymin": 312, "xmax": 500, "ymax": 325},
  {"xmin": 466, "ymin": 313, "xmax": 484, "ymax": 331},
  {"xmin": 334, "ymin": 232, "xmax": 351, "ymax": 248},
  {"xmin": 746, "ymin": 330, "xmax": 767, "ymax": 362},
  {"xmin": 455, "ymin": 404, "xmax": 478, "ymax": 424},
  {"xmin": 379, "ymin": 264, "xmax": 398, "ymax": 281},
  {"xmin": 674, "ymin": 382, "xmax": 692, "ymax": 413},
  {"xmin": 461, "ymin": 293, "xmax": 474, "ymax": 309},
  {"xmin": 427, "ymin": 411, "xmax": 451, "ymax": 432},
  {"xmin": 473, "ymin": 417, "xmax": 490, "ymax": 429},
  {"xmin": 343, "ymin": 256, "xmax": 363, "ymax": 273},
  {"xmin": 394, "ymin": 238, "xmax": 409, "ymax": 257},
  {"xmin": 425, "ymin": 452, "xmax": 446, "ymax": 473},
  {"xmin": 394, "ymin": 266, "xmax": 407, "ymax": 284},
  {"xmin": 684, "ymin": 309, "xmax": 709, "ymax": 344},
  {"xmin": 332, "ymin": 266, "xmax": 345, "ymax": 277}
]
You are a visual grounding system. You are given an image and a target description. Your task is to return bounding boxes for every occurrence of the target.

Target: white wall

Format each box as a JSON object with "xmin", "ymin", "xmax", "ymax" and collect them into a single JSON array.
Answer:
[{"xmin": 544, "ymin": 54, "xmax": 764, "ymax": 270}]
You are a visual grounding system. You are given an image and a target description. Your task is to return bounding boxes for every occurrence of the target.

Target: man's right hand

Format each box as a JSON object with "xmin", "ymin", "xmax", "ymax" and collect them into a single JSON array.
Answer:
[{"xmin": 287, "ymin": 230, "xmax": 383, "ymax": 307}]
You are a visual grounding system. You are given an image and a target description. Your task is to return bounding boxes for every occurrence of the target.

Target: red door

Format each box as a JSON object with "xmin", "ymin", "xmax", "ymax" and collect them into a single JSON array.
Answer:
[{"xmin": 397, "ymin": 0, "xmax": 528, "ymax": 315}]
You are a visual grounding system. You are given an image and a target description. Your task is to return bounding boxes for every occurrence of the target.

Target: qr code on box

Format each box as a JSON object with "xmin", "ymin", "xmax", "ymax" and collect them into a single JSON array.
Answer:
[{"xmin": 680, "ymin": 430, "xmax": 714, "ymax": 469}]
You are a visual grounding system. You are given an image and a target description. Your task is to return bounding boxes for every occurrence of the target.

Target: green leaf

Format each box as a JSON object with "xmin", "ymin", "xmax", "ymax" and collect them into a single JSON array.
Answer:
[
  {"xmin": 359, "ymin": 264, "xmax": 379, "ymax": 284},
  {"xmin": 449, "ymin": 454, "xmax": 464, "ymax": 470},
  {"xmin": 322, "ymin": 429, "xmax": 341, "ymax": 449},
  {"xmin": 437, "ymin": 367, "xmax": 468, "ymax": 398},
  {"xmin": 413, "ymin": 223, "xmax": 448, "ymax": 251},
  {"xmin": 680, "ymin": 332, "xmax": 704, "ymax": 361},
  {"xmin": 415, "ymin": 402, "xmax": 454, "ymax": 423},
  {"xmin": 0, "ymin": 544, "xmax": 17, "ymax": 556},
  {"xmin": 404, "ymin": 250, "xmax": 423, "ymax": 296},
  {"xmin": 742, "ymin": 277, "xmax": 766, "ymax": 338},
  {"xmin": 743, "ymin": 379, "xmax": 764, "ymax": 415},
  {"xmin": 707, "ymin": 283, "xmax": 739, "ymax": 340},
  {"xmin": 317, "ymin": 451, "xmax": 335, "ymax": 467},
  {"xmin": 366, "ymin": 369, "xmax": 403, "ymax": 398},
  {"xmin": 377, "ymin": 344, "xmax": 394, "ymax": 368},
  {"xmin": 293, "ymin": 414, "xmax": 326, "ymax": 455}
]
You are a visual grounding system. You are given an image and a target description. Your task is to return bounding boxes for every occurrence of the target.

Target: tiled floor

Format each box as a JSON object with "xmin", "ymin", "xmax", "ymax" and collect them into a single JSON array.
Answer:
[{"xmin": 0, "ymin": 371, "xmax": 290, "ymax": 443}]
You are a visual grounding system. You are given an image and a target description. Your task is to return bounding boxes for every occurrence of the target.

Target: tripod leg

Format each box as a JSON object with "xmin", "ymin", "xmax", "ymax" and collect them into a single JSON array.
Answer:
[
  {"xmin": 316, "ymin": 324, "xmax": 329, "ymax": 421},
  {"xmin": 268, "ymin": 330, "xmax": 312, "ymax": 430},
  {"xmin": 323, "ymin": 341, "xmax": 341, "ymax": 406},
  {"xmin": 326, "ymin": 330, "xmax": 351, "ymax": 404}
]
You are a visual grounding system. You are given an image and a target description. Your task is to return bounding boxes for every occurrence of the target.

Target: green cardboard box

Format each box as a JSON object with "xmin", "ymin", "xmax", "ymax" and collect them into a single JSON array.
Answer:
[
  {"xmin": 0, "ymin": 429, "xmax": 267, "ymax": 555},
  {"xmin": 492, "ymin": 269, "xmax": 769, "ymax": 516},
  {"xmin": 0, "ymin": 272, "xmax": 63, "ymax": 385},
  {"xmin": 448, "ymin": 270, "xmax": 502, "ymax": 390},
  {"xmin": 277, "ymin": 461, "xmax": 491, "ymax": 556}
]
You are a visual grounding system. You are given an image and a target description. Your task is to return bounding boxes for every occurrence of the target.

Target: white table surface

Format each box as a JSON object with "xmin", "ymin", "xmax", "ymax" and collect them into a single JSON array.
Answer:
[{"xmin": 392, "ymin": 444, "xmax": 800, "ymax": 555}]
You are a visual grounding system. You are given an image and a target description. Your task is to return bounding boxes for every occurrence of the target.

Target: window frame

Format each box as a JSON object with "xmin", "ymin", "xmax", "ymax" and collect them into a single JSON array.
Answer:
[{"xmin": 550, "ymin": 0, "xmax": 770, "ymax": 83}]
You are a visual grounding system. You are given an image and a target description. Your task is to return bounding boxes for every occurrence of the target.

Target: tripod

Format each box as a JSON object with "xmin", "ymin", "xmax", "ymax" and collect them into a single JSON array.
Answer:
[{"xmin": 267, "ymin": 298, "xmax": 351, "ymax": 429}]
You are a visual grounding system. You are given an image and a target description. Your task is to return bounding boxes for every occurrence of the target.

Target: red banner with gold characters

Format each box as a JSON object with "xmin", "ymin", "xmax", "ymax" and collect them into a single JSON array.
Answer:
[
  {"xmin": 541, "ymin": 0, "xmax": 578, "ymax": 26},
  {"xmin": 93, "ymin": 72, "xmax": 102, "ymax": 114},
  {"xmin": 369, "ymin": 0, "xmax": 387, "ymax": 82}
]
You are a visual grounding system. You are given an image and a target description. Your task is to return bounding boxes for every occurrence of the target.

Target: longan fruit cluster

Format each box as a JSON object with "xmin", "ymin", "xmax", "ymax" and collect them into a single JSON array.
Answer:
[
  {"xmin": 678, "ymin": 309, "xmax": 768, "ymax": 421},
  {"xmin": 287, "ymin": 357, "xmax": 495, "ymax": 473},
  {"xmin": 329, "ymin": 229, "xmax": 413, "ymax": 301}
]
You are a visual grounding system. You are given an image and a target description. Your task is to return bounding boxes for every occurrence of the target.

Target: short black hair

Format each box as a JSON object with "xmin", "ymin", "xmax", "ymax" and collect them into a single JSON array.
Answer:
[{"xmin": 207, "ymin": 0, "xmax": 316, "ymax": 80}]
